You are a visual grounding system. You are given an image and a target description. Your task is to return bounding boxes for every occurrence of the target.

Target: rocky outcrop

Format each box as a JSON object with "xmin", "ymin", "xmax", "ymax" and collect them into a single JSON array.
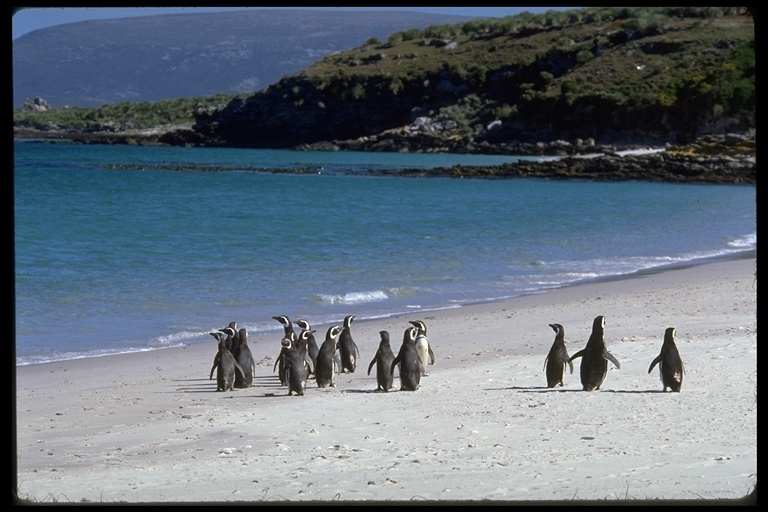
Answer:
[{"xmin": 381, "ymin": 150, "xmax": 755, "ymax": 184}]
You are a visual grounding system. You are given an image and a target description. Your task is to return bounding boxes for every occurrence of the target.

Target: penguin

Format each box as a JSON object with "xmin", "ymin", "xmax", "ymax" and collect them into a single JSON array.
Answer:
[
  {"xmin": 211, "ymin": 334, "xmax": 245, "ymax": 392},
  {"xmin": 391, "ymin": 326, "xmax": 421, "ymax": 391},
  {"xmin": 367, "ymin": 330, "xmax": 395, "ymax": 391},
  {"xmin": 296, "ymin": 319, "xmax": 319, "ymax": 372},
  {"xmin": 567, "ymin": 315, "xmax": 621, "ymax": 391},
  {"xmin": 280, "ymin": 332, "xmax": 314, "ymax": 396},
  {"xmin": 337, "ymin": 314, "xmax": 359, "ymax": 373},
  {"xmin": 315, "ymin": 325, "xmax": 342, "ymax": 388},
  {"xmin": 648, "ymin": 327, "xmax": 684, "ymax": 392},
  {"xmin": 272, "ymin": 316, "xmax": 296, "ymax": 386},
  {"xmin": 208, "ymin": 331, "xmax": 225, "ymax": 380},
  {"xmin": 543, "ymin": 323, "xmax": 574, "ymax": 388},
  {"xmin": 409, "ymin": 320, "xmax": 435, "ymax": 376},
  {"xmin": 273, "ymin": 315, "xmax": 295, "ymax": 337},
  {"xmin": 233, "ymin": 328, "xmax": 255, "ymax": 389},
  {"xmin": 298, "ymin": 329, "xmax": 318, "ymax": 376},
  {"xmin": 273, "ymin": 331, "xmax": 296, "ymax": 386},
  {"xmin": 218, "ymin": 324, "xmax": 238, "ymax": 352}
]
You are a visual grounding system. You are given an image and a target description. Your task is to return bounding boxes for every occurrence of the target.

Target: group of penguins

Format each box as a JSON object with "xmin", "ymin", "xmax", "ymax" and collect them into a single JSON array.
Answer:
[
  {"xmin": 545, "ymin": 315, "xmax": 685, "ymax": 392},
  {"xmin": 208, "ymin": 314, "xmax": 435, "ymax": 395},
  {"xmin": 209, "ymin": 312, "xmax": 684, "ymax": 395}
]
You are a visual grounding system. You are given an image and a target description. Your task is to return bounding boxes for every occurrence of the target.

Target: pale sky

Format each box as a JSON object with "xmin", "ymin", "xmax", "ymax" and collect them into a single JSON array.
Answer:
[{"xmin": 12, "ymin": 6, "xmax": 577, "ymax": 40}]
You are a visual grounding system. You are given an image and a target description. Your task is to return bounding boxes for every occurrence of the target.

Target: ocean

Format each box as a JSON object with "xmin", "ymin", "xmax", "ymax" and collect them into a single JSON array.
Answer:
[{"xmin": 13, "ymin": 140, "xmax": 756, "ymax": 366}]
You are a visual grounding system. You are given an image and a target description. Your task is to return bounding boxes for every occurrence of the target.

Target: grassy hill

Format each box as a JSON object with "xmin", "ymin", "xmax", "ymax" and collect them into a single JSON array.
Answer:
[{"xmin": 15, "ymin": 7, "xmax": 755, "ymax": 149}]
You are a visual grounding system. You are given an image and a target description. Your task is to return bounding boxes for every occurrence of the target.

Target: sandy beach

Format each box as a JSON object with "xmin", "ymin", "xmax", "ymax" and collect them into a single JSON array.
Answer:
[{"xmin": 14, "ymin": 256, "xmax": 757, "ymax": 504}]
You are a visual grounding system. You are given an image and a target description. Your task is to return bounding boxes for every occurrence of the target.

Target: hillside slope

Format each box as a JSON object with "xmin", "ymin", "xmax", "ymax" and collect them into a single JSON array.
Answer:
[
  {"xmin": 12, "ymin": 9, "xmax": 473, "ymax": 108},
  {"xmin": 193, "ymin": 7, "xmax": 753, "ymax": 148}
]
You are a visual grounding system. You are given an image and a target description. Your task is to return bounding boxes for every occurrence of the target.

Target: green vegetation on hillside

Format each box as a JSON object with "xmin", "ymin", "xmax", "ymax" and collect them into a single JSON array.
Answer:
[
  {"xmin": 13, "ymin": 94, "xmax": 249, "ymax": 132},
  {"xmin": 14, "ymin": 6, "xmax": 754, "ymax": 146}
]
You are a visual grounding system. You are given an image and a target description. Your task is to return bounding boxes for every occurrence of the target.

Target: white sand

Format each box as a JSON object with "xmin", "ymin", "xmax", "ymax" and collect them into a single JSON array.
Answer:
[{"xmin": 14, "ymin": 257, "xmax": 757, "ymax": 504}]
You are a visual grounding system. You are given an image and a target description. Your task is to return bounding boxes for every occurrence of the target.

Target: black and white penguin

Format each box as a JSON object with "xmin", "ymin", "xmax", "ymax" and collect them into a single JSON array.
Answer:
[
  {"xmin": 280, "ymin": 332, "xmax": 313, "ymax": 396},
  {"xmin": 567, "ymin": 315, "xmax": 621, "ymax": 391},
  {"xmin": 648, "ymin": 327, "xmax": 684, "ymax": 392},
  {"xmin": 233, "ymin": 328, "xmax": 255, "ymax": 389},
  {"xmin": 218, "ymin": 323, "xmax": 238, "ymax": 352},
  {"xmin": 273, "ymin": 315, "xmax": 295, "ymax": 337},
  {"xmin": 208, "ymin": 331, "xmax": 225, "ymax": 380},
  {"xmin": 211, "ymin": 334, "xmax": 245, "ymax": 392},
  {"xmin": 391, "ymin": 326, "xmax": 421, "ymax": 391},
  {"xmin": 337, "ymin": 314, "xmax": 359, "ymax": 373},
  {"xmin": 295, "ymin": 319, "xmax": 319, "ymax": 372},
  {"xmin": 543, "ymin": 323, "xmax": 574, "ymax": 388},
  {"xmin": 409, "ymin": 320, "xmax": 435, "ymax": 376},
  {"xmin": 315, "ymin": 325, "xmax": 342, "ymax": 388},
  {"xmin": 273, "ymin": 331, "xmax": 296, "ymax": 386},
  {"xmin": 367, "ymin": 330, "xmax": 395, "ymax": 391},
  {"xmin": 272, "ymin": 316, "xmax": 296, "ymax": 386}
]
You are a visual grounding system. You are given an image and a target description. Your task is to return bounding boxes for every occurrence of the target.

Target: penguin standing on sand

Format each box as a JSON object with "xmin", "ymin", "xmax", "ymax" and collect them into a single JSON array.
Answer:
[
  {"xmin": 219, "ymin": 323, "xmax": 238, "ymax": 352},
  {"xmin": 367, "ymin": 330, "xmax": 395, "ymax": 391},
  {"xmin": 567, "ymin": 315, "xmax": 621, "ymax": 391},
  {"xmin": 272, "ymin": 315, "xmax": 296, "ymax": 386},
  {"xmin": 233, "ymin": 328, "xmax": 255, "ymax": 389},
  {"xmin": 273, "ymin": 331, "xmax": 296, "ymax": 386},
  {"xmin": 208, "ymin": 331, "xmax": 225, "ymax": 380},
  {"xmin": 544, "ymin": 323, "xmax": 574, "ymax": 388},
  {"xmin": 648, "ymin": 327, "xmax": 684, "ymax": 392},
  {"xmin": 295, "ymin": 319, "xmax": 319, "ymax": 370},
  {"xmin": 211, "ymin": 334, "xmax": 245, "ymax": 392},
  {"xmin": 391, "ymin": 326, "xmax": 421, "ymax": 391},
  {"xmin": 280, "ymin": 333, "xmax": 314, "ymax": 396},
  {"xmin": 337, "ymin": 314, "xmax": 360, "ymax": 373},
  {"xmin": 315, "ymin": 325, "xmax": 342, "ymax": 388},
  {"xmin": 409, "ymin": 320, "xmax": 435, "ymax": 376}
]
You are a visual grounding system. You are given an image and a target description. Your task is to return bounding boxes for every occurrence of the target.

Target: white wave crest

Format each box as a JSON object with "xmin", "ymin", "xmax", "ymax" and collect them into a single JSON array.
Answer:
[{"xmin": 313, "ymin": 290, "xmax": 389, "ymax": 305}]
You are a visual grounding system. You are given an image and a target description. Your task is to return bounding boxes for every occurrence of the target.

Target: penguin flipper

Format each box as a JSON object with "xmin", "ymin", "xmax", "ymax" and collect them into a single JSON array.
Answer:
[
  {"xmin": 367, "ymin": 355, "xmax": 377, "ymax": 376},
  {"xmin": 648, "ymin": 355, "xmax": 662, "ymax": 374},
  {"xmin": 233, "ymin": 360, "xmax": 246, "ymax": 381},
  {"xmin": 210, "ymin": 353, "xmax": 220, "ymax": 379},
  {"xmin": 428, "ymin": 346, "xmax": 435, "ymax": 365},
  {"xmin": 604, "ymin": 349, "xmax": 621, "ymax": 369},
  {"xmin": 391, "ymin": 355, "xmax": 401, "ymax": 377},
  {"xmin": 568, "ymin": 349, "xmax": 585, "ymax": 363},
  {"xmin": 567, "ymin": 359, "xmax": 574, "ymax": 374},
  {"xmin": 543, "ymin": 356, "xmax": 549, "ymax": 372},
  {"xmin": 304, "ymin": 354, "xmax": 315, "ymax": 374}
]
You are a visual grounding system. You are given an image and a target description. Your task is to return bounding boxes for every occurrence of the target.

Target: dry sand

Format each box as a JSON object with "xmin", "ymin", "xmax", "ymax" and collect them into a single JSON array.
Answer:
[{"xmin": 14, "ymin": 256, "xmax": 757, "ymax": 504}]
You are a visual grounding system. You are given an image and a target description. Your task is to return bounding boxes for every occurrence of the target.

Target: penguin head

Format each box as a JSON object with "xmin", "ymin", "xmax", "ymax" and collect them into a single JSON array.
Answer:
[
  {"xmin": 281, "ymin": 332, "xmax": 296, "ymax": 349},
  {"xmin": 403, "ymin": 326, "xmax": 418, "ymax": 343},
  {"xmin": 326, "ymin": 325, "xmax": 342, "ymax": 341},
  {"xmin": 343, "ymin": 315, "xmax": 355, "ymax": 328},
  {"xmin": 379, "ymin": 330, "xmax": 389, "ymax": 342},
  {"xmin": 409, "ymin": 320, "xmax": 427, "ymax": 335},
  {"xmin": 272, "ymin": 315, "xmax": 291, "ymax": 327},
  {"xmin": 295, "ymin": 319, "xmax": 311, "ymax": 331},
  {"xmin": 663, "ymin": 327, "xmax": 676, "ymax": 345},
  {"xmin": 219, "ymin": 326, "xmax": 236, "ymax": 338},
  {"xmin": 209, "ymin": 331, "xmax": 223, "ymax": 342},
  {"xmin": 592, "ymin": 315, "xmax": 606, "ymax": 333},
  {"xmin": 549, "ymin": 323, "xmax": 563, "ymax": 334}
]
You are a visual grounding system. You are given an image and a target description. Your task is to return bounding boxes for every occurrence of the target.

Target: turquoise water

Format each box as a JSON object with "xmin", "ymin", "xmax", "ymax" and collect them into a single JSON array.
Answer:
[{"xmin": 14, "ymin": 141, "xmax": 756, "ymax": 365}]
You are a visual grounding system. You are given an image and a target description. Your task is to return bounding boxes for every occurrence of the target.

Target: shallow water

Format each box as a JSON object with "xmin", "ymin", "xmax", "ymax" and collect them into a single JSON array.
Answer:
[{"xmin": 14, "ymin": 141, "xmax": 756, "ymax": 365}]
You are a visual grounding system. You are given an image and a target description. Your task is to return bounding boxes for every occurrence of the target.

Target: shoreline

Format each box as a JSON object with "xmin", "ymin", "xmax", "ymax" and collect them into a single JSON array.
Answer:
[
  {"xmin": 15, "ymin": 249, "xmax": 756, "ymax": 368},
  {"xmin": 14, "ymin": 256, "xmax": 756, "ymax": 503}
]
